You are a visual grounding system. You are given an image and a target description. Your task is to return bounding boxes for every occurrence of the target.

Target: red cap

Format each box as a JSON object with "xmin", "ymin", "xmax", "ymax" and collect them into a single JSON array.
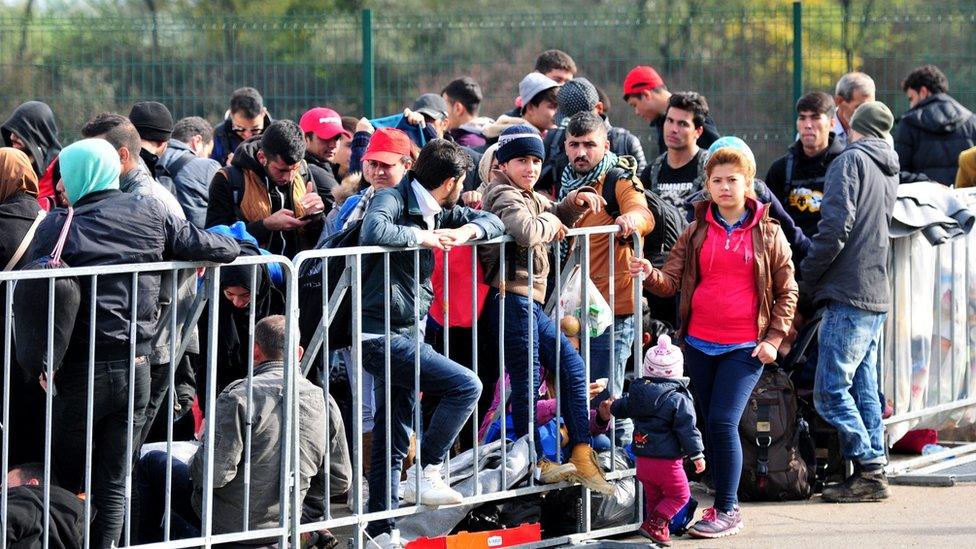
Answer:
[
  {"xmin": 362, "ymin": 128, "xmax": 412, "ymax": 165},
  {"xmin": 299, "ymin": 107, "xmax": 351, "ymax": 140},
  {"xmin": 622, "ymin": 66, "xmax": 665, "ymax": 97}
]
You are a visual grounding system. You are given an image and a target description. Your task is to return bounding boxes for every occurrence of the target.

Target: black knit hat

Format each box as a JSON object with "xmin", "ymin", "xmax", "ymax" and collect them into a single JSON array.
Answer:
[
  {"xmin": 128, "ymin": 101, "xmax": 174, "ymax": 142},
  {"xmin": 496, "ymin": 124, "xmax": 545, "ymax": 164}
]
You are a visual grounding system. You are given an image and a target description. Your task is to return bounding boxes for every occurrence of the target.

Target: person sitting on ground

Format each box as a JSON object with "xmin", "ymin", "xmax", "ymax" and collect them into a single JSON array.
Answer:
[
  {"xmin": 137, "ymin": 315, "xmax": 350, "ymax": 542},
  {"xmin": 630, "ymin": 146, "xmax": 797, "ymax": 539},
  {"xmin": 206, "ymin": 120, "xmax": 327, "ymax": 259},
  {"xmin": 211, "ymin": 87, "xmax": 272, "ymax": 166},
  {"xmin": 479, "ymin": 124, "xmax": 613, "ymax": 493},
  {"xmin": 5, "ymin": 463, "xmax": 85, "ymax": 549},
  {"xmin": 600, "ymin": 335, "xmax": 705, "ymax": 545}
]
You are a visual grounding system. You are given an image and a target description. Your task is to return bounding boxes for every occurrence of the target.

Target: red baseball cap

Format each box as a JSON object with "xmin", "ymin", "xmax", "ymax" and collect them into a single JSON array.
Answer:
[
  {"xmin": 299, "ymin": 107, "xmax": 351, "ymax": 140},
  {"xmin": 362, "ymin": 128, "xmax": 412, "ymax": 165},
  {"xmin": 623, "ymin": 66, "xmax": 665, "ymax": 97}
]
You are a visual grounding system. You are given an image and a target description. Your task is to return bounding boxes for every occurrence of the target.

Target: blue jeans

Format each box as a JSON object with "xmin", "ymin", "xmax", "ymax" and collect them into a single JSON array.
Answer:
[
  {"xmin": 814, "ymin": 302, "xmax": 887, "ymax": 466},
  {"xmin": 684, "ymin": 345, "xmax": 764, "ymax": 512},
  {"xmin": 590, "ymin": 315, "xmax": 636, "ymax": 445},
  {"xmin": 484, "ymin": 291, "xmax": 592, "ymax": 458},
  {"xmin": 362, "ymin": 335, "xmax": 482, "ymax": 536}
]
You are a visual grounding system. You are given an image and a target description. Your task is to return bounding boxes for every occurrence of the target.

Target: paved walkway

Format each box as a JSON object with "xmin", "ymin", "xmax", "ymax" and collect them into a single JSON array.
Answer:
[{"xmin": 616, "ymin": 482, "xmax": 976, "ymax": 548}]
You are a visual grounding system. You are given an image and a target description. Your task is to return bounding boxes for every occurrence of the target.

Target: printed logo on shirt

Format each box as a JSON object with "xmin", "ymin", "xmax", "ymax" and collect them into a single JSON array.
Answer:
[
  {"xmin": 655, "ymin": 181, "xmax": 696, "ymax": 210},
  {"xmin": 787, "ymin": 187, "xmax": 823, "ymax": 213}
]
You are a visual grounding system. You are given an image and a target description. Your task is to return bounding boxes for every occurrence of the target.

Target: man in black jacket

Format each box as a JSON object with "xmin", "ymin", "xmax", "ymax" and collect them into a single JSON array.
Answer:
[
  {"xmin": 206, "ymin": 120, "xmax": 327, "ymax": 259},
  {"xmin": 27, "ymin": 138, "xmax": 241, "ymax": 547},
  {"xmin": 210, "ymin": 87, "xmax": 272, "ymax": 166},
  {"xmin": 160, "ymin": 116, "xmax": 223, "ymax": 228},
  {"xmin": 5, "ymin": 463, "xmax": 85, "ymax": 549},
  {"xmin": 765, "ymin": 92, "xmax": 846, "ymax": 240},
  {"xmin": 299, "ymin": 106, "xmax": 346, "ymax": 212},
  {"xmin": 800, "ymin": 102, "xmax": 898, "ymax": 504},
  {"xmin": 538, "ymin": 77, "xmax": 646, "ymax": 197},
  {"xmin": 895, "ymin": 64, "xmax": 976, "ymax": 185},
  {"xmin": 1, "ymin": 100, "xmax": 62, "ymax": 179},
  {"xmin": 357, "ymin": 140, "xmax": 503, "ymax": 544}
]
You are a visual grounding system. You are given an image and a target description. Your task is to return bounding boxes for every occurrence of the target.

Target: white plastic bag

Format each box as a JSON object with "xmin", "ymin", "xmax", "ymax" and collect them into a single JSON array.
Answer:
[{"xmin": 558, "ymin": 265, "xmax": 613, "ymax": 338}]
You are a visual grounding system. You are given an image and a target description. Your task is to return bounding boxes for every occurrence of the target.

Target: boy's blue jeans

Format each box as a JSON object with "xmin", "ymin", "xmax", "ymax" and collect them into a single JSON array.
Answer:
[
  {"xmin": 362, "ymin": 335, "xmax": 482, "ymax": 536},
  {"xmin": 814, "ymin": 302, "xmax": 887, "ymax": 466}
]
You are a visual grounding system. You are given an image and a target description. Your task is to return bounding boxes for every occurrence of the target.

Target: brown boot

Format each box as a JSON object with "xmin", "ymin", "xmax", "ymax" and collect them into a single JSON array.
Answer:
[
  {"xmin": 401, "ymin": 434, "xmax": 417, "ymax": 481},
  {"xmin": 568, "ymin": 443, "xmax": 615, "ymax": 495}
]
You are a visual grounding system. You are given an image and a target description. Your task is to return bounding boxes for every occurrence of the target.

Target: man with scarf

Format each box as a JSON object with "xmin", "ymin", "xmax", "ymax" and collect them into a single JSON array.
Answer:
[
  {"xmin": 561, "ymin": 112, "xmax": 653, "ymax": 447},
  {"xmin": 26, "ymin": 138, "xmax": 241, "ymax": 547},
  {"xmin": 206, "ymin": 120, "xmax": 327, "ymax": 259}
]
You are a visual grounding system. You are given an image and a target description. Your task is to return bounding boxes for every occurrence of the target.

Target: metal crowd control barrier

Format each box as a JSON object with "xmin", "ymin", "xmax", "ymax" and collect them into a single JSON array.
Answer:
[
  {"xmin": 883, "ymin": 187, "xmax": 976, "ymax": 472},
  {"xmin": 291, "ymin": 225, "xmax": 645, "ymax": 547},
  {"xmin": 0, "ymin": 255, "xmax": 299, "ymax": 549},
  {"xmin": 0, "ymin": 226, "xmax": 647, "ymax": 548}
]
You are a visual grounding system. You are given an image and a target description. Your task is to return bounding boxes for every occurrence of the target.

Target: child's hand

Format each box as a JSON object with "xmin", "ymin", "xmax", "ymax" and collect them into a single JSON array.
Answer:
[
  {"xmin": 628, "ymin": 256, "xmax": 652, "ymax": 278},
  {"xmin": 598, "ymin": 398, "xmax": 614, "ymax": 422},
  {"xmin": 693, "ymin": 458, "xmax": 706, "ymax": 474}
]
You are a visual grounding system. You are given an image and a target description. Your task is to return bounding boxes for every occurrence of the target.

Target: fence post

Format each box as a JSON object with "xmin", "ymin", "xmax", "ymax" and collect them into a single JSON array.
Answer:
[
  {"xmin": 792, "ymin": 0, "xmax": 803, "ymax": 106},
  {"xmin": 362, "ymin": 8, "xmax": 374, "ymax": 119}
]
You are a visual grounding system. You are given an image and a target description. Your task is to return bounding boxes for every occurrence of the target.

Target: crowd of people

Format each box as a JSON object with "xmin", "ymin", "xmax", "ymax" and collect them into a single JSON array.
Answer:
[{"xmin": 0, "ymin": 46, "xmax": 974, "ymax": 548}]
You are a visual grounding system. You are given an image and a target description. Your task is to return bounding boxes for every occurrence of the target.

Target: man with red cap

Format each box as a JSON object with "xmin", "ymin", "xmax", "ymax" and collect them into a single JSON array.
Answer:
[
  {"xmin": 623, "ymin": 65, "xmax": 720, "ymax": 155},
  {"xmin": 300, "ymin": 107, "xmax": 350, "ymax": 212}
]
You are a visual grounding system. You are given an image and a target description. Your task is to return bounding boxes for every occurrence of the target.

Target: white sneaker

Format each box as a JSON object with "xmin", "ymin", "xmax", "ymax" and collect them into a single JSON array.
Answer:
[
  {"xmin": 365, "ymin": 530, "xmax": 404, "ymax": 549},
  {"xmin": 401, "ymin": 463, "xmax": 463, "ymax": 506}
]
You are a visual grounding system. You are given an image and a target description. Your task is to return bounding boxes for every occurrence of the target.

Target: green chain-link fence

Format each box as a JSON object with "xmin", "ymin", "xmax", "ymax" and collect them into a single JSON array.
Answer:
[{"xmin": 0, "ymin": 2, "xmax": 973, "ymax": 172}]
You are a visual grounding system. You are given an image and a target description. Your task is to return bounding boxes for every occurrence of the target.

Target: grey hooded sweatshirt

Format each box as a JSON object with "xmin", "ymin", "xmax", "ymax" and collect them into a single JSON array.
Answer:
[{"xmin": 800, "ymin": 137, "xmax": 899, "ymax": 312}]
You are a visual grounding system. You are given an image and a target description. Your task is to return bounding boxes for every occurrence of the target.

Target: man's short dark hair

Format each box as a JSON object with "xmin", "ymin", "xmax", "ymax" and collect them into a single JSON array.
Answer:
[
  {"xmin": 667, "ymin": 92, "xmax": 709, "ymax": 129},
  {"xmin": 901, "ymin": 64, "xmax": 949, "ymax": 95},
  {"xmin": 81, "ymin": 112, "xmax": 142, "ymax": 158},
  {"xmin": 230, "ymin": 87, "xmax": 265, "ymax": 118},
  {"xmin": 254, "ymin": 315, "xmax": 286, "ymax": 361},
  {"xmin": 260, "ymin": 120, "xmax": 306, "ymax": 165},
  {"xmin": 566, "ymin": 112, "xmax": 607, "ymax": 138},
  {"xmin": 172, "ymin": 116, "xmax": 214, "ymax": 144},
  {"xmin": 441, "ymin": 77, "xmax": 483, "ymax": 116},
  {"xmin": 534, "ymin": 49, "xmax": 577, "ymax": 75},
  {"xmin": 412, "ymin": 139, "xmax": 473, "ymax": 191},
  {"xmin": 795, "ymin": 91, "xmax": 836, "ymax": 118},
  {"xmin": 525, "ymin": 87, "xmax": 559, "ymax": 110},
  {"xmin": 9, "ymin": 462, "xmax": 44, "ymax": 484}
]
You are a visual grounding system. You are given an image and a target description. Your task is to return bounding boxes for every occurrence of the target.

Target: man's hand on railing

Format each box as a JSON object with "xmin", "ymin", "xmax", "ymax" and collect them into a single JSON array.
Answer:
[
  {"xmin": 433, "ymin": 225, "xmax": 481, "ymax": 249},
  {"xmin": 615, "ymin": 213, "xmax": 638, "ymax": 237},
  {"xmin": 416, "ymin": 230, "xmax": 447, "ymax": 251}
]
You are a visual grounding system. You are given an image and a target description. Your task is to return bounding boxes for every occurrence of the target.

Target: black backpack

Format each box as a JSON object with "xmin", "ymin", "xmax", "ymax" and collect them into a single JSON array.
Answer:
[
  {"xmin": 738, "ymin": 364, "xmax": 815, "ymax": 501},
  {"xmin": 297, "ymin": 218, "xmax": 371, "ymax": 363}
]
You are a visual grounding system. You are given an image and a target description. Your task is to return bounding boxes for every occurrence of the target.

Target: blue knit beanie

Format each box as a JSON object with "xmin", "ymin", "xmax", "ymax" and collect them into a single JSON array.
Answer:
[{"xmin": 496, "ymin": 124, "xmax": 545, "ymax": 164}]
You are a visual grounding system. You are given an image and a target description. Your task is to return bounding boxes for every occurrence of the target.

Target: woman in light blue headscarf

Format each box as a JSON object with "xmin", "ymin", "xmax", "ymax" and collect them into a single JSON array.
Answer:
[{"xmin": 56, "ymin": 138, "xmax": 120, "ymax": 204}]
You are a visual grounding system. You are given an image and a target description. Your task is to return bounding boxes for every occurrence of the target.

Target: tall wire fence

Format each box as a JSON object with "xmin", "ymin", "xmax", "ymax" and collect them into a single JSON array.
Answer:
[{"xmin": 0, "ymin": 4, "xmax": 973, "ymax": 171}]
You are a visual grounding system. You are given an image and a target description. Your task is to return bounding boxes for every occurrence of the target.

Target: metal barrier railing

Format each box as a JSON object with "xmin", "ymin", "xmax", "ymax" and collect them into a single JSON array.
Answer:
[
  {"xmin": 0, "ymin": 225, "xmax": 647, "ymax": 548},
  {"xmin": 291, "ymin": 225, "xmax": 645, "ymax": 547},
  {"xmin": 883, "ymin": 188, "xmax": 976, "ymax": 448}
]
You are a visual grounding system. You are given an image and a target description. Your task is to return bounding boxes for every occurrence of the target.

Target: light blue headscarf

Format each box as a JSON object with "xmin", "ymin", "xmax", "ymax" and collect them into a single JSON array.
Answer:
[{"xmin": 58, "ymin": 138, "xmax": 120, "ymax": 204}]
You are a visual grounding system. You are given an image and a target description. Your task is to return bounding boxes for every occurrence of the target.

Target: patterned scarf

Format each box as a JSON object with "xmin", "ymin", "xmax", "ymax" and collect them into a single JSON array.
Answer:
[{"xmin": 557, "ymin": 150, "xmax": 619, "ymax": 259}]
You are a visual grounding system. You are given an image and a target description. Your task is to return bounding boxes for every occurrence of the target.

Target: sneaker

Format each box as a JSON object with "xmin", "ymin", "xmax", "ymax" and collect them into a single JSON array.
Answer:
[
  {"xmin": 638, "ymin": 512, "xmax": 671, "ymax": 546},
  {"xmin": 535, "ymin": 458, "xmax": 576, "ymax": 484},
  {"xmin": 568, "ymin": 444, "xmax": 615, "ymax": 495},
  {"xmin": 821, "ymin": 469, "xmax": 890, "ymax": 503},
  {"xmin": 688, "ymin": 506, "xmax": 743, "ymax": 539},
  {"xmin": 402, "ymin": 463, "xmax": 463, "ymax": 506},
  {"xmin": 365, "ymin": 531, "xmax": 404, "ymax": 549}
]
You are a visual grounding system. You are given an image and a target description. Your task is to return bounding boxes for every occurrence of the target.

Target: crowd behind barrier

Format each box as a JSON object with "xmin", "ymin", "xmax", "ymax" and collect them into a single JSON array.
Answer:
[{"xmin": 0, "ymin": 37, "xmax": 974, "ymax": 548}]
